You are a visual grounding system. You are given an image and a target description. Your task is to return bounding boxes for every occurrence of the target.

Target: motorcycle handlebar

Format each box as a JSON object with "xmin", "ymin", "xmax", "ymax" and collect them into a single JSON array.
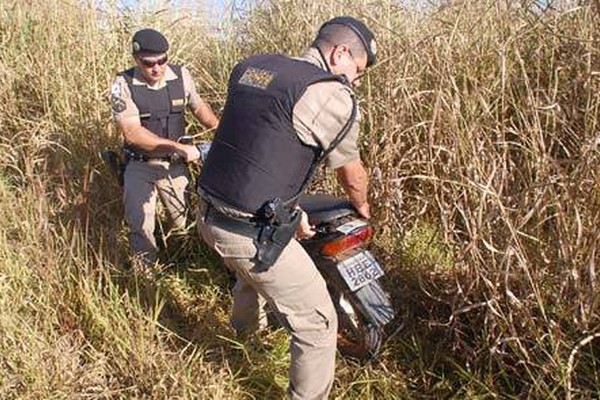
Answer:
[{"xmin": 176, "ymin": 136, "xmax": 211, "ymax": 162}]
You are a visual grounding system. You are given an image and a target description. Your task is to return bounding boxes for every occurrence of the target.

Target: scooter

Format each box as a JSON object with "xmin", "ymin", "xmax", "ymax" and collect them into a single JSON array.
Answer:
[{"xmin": 298, "ymin": 194, "xmax": 396, "ymax": 361}]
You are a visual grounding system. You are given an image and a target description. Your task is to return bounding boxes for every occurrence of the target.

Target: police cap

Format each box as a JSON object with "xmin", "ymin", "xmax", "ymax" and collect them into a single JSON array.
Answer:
[
  {"xmin": 318, "ymin": 16, "xmax": 377, "ymax": 67},
  {"xmin": 131, "ymin": 28, "xmax": 169, "ymax": 54}
]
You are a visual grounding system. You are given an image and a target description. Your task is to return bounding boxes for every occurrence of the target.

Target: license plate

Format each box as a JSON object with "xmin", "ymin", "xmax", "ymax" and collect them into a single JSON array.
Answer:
[
  {"xmin": 337, "ymin": 250, "xmax": 385, "ymax": 292},
  {"xmin": 336, "ymin": 219, "xmax": 368, "ymax": 234}
]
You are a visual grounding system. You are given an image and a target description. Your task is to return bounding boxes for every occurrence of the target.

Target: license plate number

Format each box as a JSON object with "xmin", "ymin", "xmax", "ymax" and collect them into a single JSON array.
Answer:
[{"xmin": 337, "ymin": 251, "xmax": 385, "ymax": 292}]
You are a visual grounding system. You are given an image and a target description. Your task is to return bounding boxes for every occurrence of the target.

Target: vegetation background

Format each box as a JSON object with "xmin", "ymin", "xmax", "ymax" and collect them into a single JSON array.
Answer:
[{"xmin": 1, "ymin": 0, "xmax": 599, "ymax": 398}]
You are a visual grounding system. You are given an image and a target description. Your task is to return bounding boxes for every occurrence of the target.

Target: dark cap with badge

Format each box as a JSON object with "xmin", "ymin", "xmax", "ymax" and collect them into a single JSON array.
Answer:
[
  {"xmin": 131, "ymin": 28, "xmax": 169, "ymax": 55},
  {"xmin": 318, "ymin": 16, "xmax": 377, "ymax": 67}
]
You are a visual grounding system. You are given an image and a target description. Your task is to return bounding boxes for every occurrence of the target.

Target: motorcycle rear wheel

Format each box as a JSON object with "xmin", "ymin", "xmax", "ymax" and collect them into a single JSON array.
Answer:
[{"xmin": 328, "ymin": 281, "xmax": 386, "ymax": 362}]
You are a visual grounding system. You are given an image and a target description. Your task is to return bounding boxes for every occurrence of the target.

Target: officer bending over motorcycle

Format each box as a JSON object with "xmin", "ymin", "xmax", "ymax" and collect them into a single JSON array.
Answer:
[{"xmin": 196, "ymin": 17, "xmax": 376, "ymax": 400}]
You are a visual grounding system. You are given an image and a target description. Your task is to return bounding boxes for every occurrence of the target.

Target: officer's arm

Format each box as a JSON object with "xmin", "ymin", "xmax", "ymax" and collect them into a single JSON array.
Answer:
[
  {"xmin": 181, "ymin": 67, "xmax": 220, "ymax": 131},
  {"xmin": 117, "ymin": 118, "xmax": 199, "ymax": 162},
  {"xmin": 191, "ymin": 100, "xmax": 219, "ymax": 131},
  {"xmin": 336, "ymin": 159, "xmax": 370, "ymax": 219},
  {"xmin": 293, "ymin": 81, "xmax": 371, "ymax": 218}
]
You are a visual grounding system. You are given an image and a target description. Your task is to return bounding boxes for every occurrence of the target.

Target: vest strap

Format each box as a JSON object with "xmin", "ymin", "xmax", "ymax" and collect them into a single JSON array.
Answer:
[{"xmin": 288, "ymin": 93, "xmax": 358, "ymax": 209}]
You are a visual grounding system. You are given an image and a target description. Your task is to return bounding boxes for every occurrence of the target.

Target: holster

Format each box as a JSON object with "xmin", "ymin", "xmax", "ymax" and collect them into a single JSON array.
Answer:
[
  {"xmin": 100, "ymin": 150, "xmax": 126, "ymax": 186},
  {"xmin": 255, "ymin": 199, "xmax": 302, "ymax": 271}
]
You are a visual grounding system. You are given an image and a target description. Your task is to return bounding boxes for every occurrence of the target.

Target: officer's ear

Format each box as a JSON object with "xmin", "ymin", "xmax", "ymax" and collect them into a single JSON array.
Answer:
[{"xmin": 329, "ymin": 44, "xmax": 351, "ymax": 67}]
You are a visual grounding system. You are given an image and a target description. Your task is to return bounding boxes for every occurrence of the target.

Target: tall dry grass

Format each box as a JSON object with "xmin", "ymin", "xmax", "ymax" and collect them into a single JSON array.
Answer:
[
  {"xmin": 233, "ymin": 2, "xmax": 600, "ymax": 396},
  {"xmin": 0, "ymin": 1, "xmax": 272, "ymax": 398},
  {"xmin": 1, "ymin": 0, "xmax": 599, "ymax": 398}
]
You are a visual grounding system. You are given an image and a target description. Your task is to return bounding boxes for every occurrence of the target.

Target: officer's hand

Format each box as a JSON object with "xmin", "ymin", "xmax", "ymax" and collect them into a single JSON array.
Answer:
[
  {"xmin": 356, "ymin": 202, "xmax": 371, "ymax": 219},
  {"xmin": 295, "ymin": 210, "xmax": 316, "ymax": 239},
  {"xmin": 177, "ymin": 144, "xmax": 200, "ymax": 163}
]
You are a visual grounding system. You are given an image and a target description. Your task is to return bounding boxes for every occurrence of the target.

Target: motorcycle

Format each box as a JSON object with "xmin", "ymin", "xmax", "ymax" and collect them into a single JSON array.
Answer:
[
  {"xmin": 100, "ymin": 138, "xmax": 397, "ymax": 361},
  {"xmin": 298, "ymin": 194, "xmax": 396, "ymax": 361}
]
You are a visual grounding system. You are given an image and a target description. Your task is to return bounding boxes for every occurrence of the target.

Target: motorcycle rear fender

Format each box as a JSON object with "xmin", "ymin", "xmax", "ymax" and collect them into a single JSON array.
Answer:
[
  {"xmin": 314, "ymin": 251, "xmax": 395, "ymax": 329},
  {"xmin": 353, "ymin": 281, "xmax": 396, "ymax": 328}
]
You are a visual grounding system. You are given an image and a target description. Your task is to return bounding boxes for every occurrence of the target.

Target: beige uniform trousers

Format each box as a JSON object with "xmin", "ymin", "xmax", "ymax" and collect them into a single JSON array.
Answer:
[
  {"xmin": 123, "ymin": 160, "xmax": 189, "ymax": 265},
  {"xmin": 196, "ymin": 201, "xmax": 338, "ymax": 400}
]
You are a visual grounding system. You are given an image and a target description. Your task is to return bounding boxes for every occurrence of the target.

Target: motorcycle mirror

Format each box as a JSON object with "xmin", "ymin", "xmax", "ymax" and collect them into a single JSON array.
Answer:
[{"xmin": 178, "ymin": 135, "xmax": 193, "ymax": 145}]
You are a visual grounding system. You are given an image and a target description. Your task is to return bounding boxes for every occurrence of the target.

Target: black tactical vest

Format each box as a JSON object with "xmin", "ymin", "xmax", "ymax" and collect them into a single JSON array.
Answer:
[
  {"xmin": 121, "ymin": 64, "xmax": 185, "ymax": 157},
  {"xmin": 199, "ymin": 54, "xmax": 350, "ymax": 214}
]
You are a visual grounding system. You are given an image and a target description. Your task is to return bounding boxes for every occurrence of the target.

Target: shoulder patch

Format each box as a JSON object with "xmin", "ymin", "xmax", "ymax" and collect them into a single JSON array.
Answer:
[
  {"xmin": 111, "ymin": 82, "xmax": 121, "ymax": 97},
  {"xmin": 111, "ymin": 94, "xmax": 126, "ymax": 113}
]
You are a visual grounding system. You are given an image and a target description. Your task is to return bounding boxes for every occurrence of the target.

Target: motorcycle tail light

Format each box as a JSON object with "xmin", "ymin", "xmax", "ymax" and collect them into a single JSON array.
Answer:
[{"xmin": 321, "ymin": 226, "xmax": 374, "ymax": 257}]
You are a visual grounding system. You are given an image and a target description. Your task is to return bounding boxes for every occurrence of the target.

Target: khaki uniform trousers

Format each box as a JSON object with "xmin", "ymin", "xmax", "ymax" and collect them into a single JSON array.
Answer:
[
  {"xmin": 196, "ymin": 202, "xmax": 338, "ymax": 400},
  {"xmin": 123, "ymin": 160, "xmax": 189, "ymax": 266}
]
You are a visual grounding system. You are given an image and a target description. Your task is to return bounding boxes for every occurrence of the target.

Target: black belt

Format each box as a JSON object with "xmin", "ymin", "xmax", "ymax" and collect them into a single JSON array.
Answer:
[
  {"xmin": 128, "ymin": 153, "xmax": 173, "ymax": 162},
  {"xmin": 204, "ymin": 203, "xmax": 261, "ymax": 237},
  {"xmin": 124, "ymin": 148, "xmax": 175, "ymax": 162}
]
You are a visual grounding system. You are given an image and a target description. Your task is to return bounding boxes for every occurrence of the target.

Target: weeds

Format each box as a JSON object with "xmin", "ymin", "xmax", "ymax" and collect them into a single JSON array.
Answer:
[{"xmin": 0, "ymin": 0, "xmax": 599, "ymax": 398}]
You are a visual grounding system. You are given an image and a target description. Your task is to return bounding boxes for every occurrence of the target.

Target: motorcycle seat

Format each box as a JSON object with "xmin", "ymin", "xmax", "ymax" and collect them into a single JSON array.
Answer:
[{"xmin": 299, "ymin": 194, "xmax": 355, "ymax": 224}]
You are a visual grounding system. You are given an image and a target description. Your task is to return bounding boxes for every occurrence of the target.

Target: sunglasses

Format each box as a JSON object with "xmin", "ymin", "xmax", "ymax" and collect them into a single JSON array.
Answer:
[
  {"xmin": 346, "ymin": 48, "xmax": 365, "ymax": 76},
  {"xmin": 139, "ymin": 55, "xmax": 168, "ymax": 67}
]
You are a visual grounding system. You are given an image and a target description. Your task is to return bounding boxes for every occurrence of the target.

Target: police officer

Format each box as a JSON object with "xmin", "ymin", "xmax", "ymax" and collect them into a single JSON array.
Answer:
[
  {"xmin": 196, "ymin": 17, "xmax": 376, "ymax": 399},
  {"xmin": 111, "ymin": 28, "xmax": 219, "ymax": 268}
]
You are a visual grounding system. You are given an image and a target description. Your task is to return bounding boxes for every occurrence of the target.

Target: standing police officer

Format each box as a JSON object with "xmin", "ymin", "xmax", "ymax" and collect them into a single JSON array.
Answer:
[
  {"xmin": 111, "ymin": 28, "xmax": 219, "ymax": 268},
  {"xmin": 196, "ymin": 17, "xmax": 376, "ymax": 399}
]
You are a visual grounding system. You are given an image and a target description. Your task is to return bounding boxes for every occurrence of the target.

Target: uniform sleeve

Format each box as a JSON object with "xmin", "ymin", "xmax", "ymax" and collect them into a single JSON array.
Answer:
[
  {"xmin": 110, "ymin": 75, "xmax": 140, "ymax": 122},
  {"xmin": 292, "ymin": 81, "xmax": 361, "ymax": 170},
  {"xmin": 181, "ymin": 66, "xmax": 203, "ymax": 111}
]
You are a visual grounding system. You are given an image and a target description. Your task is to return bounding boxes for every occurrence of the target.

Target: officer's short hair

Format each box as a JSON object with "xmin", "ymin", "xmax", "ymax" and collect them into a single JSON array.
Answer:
[{"xmin": 313, "ymin": 17, "xmax": 377, "ymax": 67}]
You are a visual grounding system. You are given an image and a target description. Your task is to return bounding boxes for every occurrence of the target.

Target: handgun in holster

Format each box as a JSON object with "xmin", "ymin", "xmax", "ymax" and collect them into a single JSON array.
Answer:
[
  {"xmin": 255, "ymin": 198, "xmax": 302, "ymax": 271},
  {"xmin": 100, "ymin": 150, "xmax": 126, "ymax": 186}
]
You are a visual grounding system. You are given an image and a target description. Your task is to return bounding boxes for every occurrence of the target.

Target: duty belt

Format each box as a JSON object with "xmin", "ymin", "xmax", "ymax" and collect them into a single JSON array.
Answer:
[
  {"xmin": 125, "ymin": 149, "xmax": 175, "ymax": 163},
  {"xmin": 203, "ymin": 202, "xmax": 261, "ymax": 238},
  {"xmin": 202, "ymin": 198, "xmax": 301, "ymax": 271}
]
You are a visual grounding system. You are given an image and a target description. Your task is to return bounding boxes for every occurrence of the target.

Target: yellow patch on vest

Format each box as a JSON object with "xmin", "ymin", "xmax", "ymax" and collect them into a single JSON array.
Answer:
[
  {"xmin": 239, "ymin": 67, "xmax": 275, "ymax": 90},
  {"xmin": 172, "ymin": 98, "xmax": 185, "ymax": 107}
]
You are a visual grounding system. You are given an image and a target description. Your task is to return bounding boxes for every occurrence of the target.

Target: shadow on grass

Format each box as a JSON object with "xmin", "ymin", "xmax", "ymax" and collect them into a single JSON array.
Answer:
[
  {"xmin": 121, "ymin": 232, "xmax": 289, "ymax": 399},
  {"xmin": 372, "ymin": 236, "xmax": 530, "ymax": 399}
]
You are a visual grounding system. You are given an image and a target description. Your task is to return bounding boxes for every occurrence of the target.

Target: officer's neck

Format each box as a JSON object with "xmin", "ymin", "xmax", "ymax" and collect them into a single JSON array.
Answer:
[
  {"xmin": 144, "ymin": 76, "xmax": 165, "ymax": 89},
  {"xmin": 137, "ymin": 69, "xmax": 166, "ymax": 89}
]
